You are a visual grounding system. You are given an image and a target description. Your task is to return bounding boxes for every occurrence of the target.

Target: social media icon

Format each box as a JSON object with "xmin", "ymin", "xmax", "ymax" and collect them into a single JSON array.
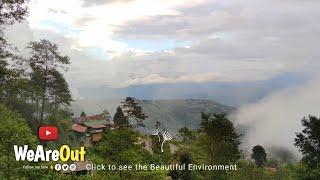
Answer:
[
  {"xmin": 55, "ymin": 164, "xmax": 61, "ymax": 171},
  {"xmin": 62, "ymin": 164, "xmax": 69, "ymax": 171},
  {"xmin": 70, "ymin": 164, "xmax": 76, "ymax": 171},
  {"xmin": 38, "ymin": 126, "xmax": 58, "ymax": 141}
]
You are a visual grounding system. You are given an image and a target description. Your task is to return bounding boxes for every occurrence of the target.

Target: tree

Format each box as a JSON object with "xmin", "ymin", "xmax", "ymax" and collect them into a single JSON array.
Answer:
[
  {"xmin": 1, "ymin": 0, "xmax": 29, "ymax": 56},
  {"xmin": 0, "ymin": 0, "xmax": 29, "ymax": 25},
  {"xmin": 199, "ymin": 113, "xmax": 241, "ymax": 164},
  {"xmin": 0, "ymin": 0, "xmax": 29, "ymax": 59},
  {"xmin": 80, "ymin": 111, "xmax": 86, "ymax": 117},
  {"xmin": 48, "ymin": 69, "xmax": 72, "ymax": 113},
  {"xmin": 121, "ymin": 97, "xmax": 147, "ymax": 127},
  {"xmin": 251, "ymin": 145, "xmax": 267, "ymax": 168},
  {"xmin": 27, "ymin": 39, "xmax": 70, "ymax": 124},
  {"xmin": 1, "ymin": 0, "xmax": 29, "ymax": 92},
  {"xmin": 113, "ymin": 106, "xmax": 128, "ymax": 127},
  {"xmin": 95, "ymin": 129, "xmax": 146, "ymax": 178},
  {"xmin": 295, "ymin": 115, "xmax": 320, "ymax": 169}
]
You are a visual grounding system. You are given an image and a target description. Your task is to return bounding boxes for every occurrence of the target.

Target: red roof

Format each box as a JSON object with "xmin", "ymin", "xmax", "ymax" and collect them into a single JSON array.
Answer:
[{"xmin": 72, "ymin": 124, "xmax": 87, "ymax": 133}]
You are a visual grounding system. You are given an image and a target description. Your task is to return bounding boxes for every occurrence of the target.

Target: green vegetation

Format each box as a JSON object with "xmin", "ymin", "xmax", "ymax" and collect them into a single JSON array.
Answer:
[
  {"xmin": 1, "ymin": 1, "xmax": 320, "ymax": 179},
  {"xmin": 294, "ymin": 116, "xmax": 320, "ymax": 179},
  {"xmin": 0, "ymin": 104, "xmax": 38, "ymax": 179},
  {"xmin": 113, "ymin": 106, "xmax": 129, "ymax": 127},
  {"xmin": 121, "ymin": 97, "xmax": 148, "ymax": 127}
]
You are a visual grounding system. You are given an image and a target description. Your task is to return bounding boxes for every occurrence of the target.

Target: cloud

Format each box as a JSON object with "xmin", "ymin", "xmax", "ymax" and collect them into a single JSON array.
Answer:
[
  {"xmin": 26, "ymin": 0, "xmax": 204, "ymax": 57},
  {"xmin": 233, "ymin": 75, "xmax": 320, "ymax": 156},
  {"xmin": 3, "ymin": 0, "xmax": 320, "ymax": 95}
]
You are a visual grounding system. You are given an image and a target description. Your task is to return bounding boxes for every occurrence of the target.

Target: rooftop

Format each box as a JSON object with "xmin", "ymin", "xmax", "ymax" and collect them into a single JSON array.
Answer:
[{"xmin": 72, "ymin": 124, "xmax": 87, "ymax": 133}]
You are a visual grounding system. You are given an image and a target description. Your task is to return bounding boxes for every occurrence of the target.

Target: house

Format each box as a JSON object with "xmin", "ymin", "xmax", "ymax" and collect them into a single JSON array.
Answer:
[{"xmin": 71, "ymin": 114, "xmax": 114, "ymax": 146}]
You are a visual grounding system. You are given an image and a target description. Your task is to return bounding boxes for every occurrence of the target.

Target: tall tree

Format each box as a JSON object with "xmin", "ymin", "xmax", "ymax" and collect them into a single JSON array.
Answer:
[
  {"xmin": 200, "ymin": 113, "xmax": 241, "ymax": 164},
  {"xmin": 27, "ymin": 39, "xmax": 70, "ymax": 124},
  {"xmin": 113, "ymin": 106, "xmax": 128, "ymax": 127},
  {"xmin": 121, "ymin": 97, "xmax": 147, "ymax": 127},
  {"xmin": 251, "ymin": 145, "xmax": 267, "ymax": 168}
]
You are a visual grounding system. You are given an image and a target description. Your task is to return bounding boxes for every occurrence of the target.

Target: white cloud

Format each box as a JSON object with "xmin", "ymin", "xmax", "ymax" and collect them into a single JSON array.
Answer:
[
  {"xmin": 27, "ymin": 0, "xmax": 205, "ymax": 57},
  {"xmin": 234, "ymin": 75, "xmax": 320, "ymax": 156}
]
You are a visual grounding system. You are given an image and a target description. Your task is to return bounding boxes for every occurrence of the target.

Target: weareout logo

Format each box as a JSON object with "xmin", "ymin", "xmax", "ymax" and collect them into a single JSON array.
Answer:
[{"xmin": 14, "ymin": 145, "xmax": 86, "ymax": 162}]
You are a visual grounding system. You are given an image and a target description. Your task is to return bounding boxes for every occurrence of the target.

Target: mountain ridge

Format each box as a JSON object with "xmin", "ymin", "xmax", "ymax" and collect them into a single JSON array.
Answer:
[{"xmin": 71, "ymin": 98, "xmax": 234, "ymax": 133}]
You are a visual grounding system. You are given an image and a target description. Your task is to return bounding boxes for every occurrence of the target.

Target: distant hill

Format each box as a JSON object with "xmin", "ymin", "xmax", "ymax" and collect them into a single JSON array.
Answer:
[{"xmin": 71, "ymin": 99, "xmax": 234, "ymax": 134}]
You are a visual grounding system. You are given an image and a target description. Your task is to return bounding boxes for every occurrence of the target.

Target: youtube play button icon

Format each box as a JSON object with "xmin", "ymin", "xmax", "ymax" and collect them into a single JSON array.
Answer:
[{"xmin": 38, "ymin": 126, "xmax": 58, "ymax": 141}]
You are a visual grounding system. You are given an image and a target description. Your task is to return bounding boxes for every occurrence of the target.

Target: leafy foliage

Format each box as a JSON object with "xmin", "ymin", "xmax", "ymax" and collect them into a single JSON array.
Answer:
[
  {"xmin": 169, "ymin": 147, "xmax": 194, "ymax": 180},
  {"xmin": 295, "ymin": 116, "xmax": 320, "ymax": 168},
  {"xmin": 0, "ymin": 104, "xmax": 38, "ymax": 179},
  {"xmin": 121, "ymin": 97, "xmax": 148, "ymax": 127},
  {"xmin": 0, "ymin": 0, "xmax": 29, "ymax": 25},
  {"xmin": 294, "ymin": 115, "xmax": 320, "ymax": 179},
  {"xmin": 113, "ymin": 106, "xmax": 129, "ymax": 127},
  {"xmin": 200, "ymin": 113, "xmax": 241, "ymax": 164}
]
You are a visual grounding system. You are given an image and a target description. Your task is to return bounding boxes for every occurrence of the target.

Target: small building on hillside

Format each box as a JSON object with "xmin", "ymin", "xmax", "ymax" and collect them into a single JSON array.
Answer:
[{"xmin": 71, "ymin": 114, "xmax": 114, "ymax": 147}]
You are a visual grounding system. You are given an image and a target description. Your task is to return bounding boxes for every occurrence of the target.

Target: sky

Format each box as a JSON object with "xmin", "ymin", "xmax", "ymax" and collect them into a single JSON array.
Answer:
[
  {"xmin": 5, "ymin": 0, "xmax": 319, "ymax": 95},
  {"xmin": 4, "ymin": 0, "xmax": 320, "ymax": 154}
]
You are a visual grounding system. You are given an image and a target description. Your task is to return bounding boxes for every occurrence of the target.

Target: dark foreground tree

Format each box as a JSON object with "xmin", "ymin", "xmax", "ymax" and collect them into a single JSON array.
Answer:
[
  {"xmin": 200, "ymin": 113, "xmax": 241, "ymax": 164},
  {"xmin": 295, "ymin": 115, "xmax": 320, "ymax": 169},
  {"xmin": 251, "ymin": 145, "xmax": 267, "ymax": 168},
  {"xmin": 169, "ymin": 147, "xmax": 194, "ymax": 180},
  {"xmin": 113, "ymin": 106, "xmax": 129, "ymax": 127}
]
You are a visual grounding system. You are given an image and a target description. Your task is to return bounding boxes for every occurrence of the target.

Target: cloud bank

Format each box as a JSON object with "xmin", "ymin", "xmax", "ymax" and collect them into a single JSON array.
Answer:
[
  {"xmin": 4, "ymin": 0, "xmax": 319, "ymax": 91},
  {"xmin": 234, "ymin": 76, "xmax": 320, "ymax": 156}
]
